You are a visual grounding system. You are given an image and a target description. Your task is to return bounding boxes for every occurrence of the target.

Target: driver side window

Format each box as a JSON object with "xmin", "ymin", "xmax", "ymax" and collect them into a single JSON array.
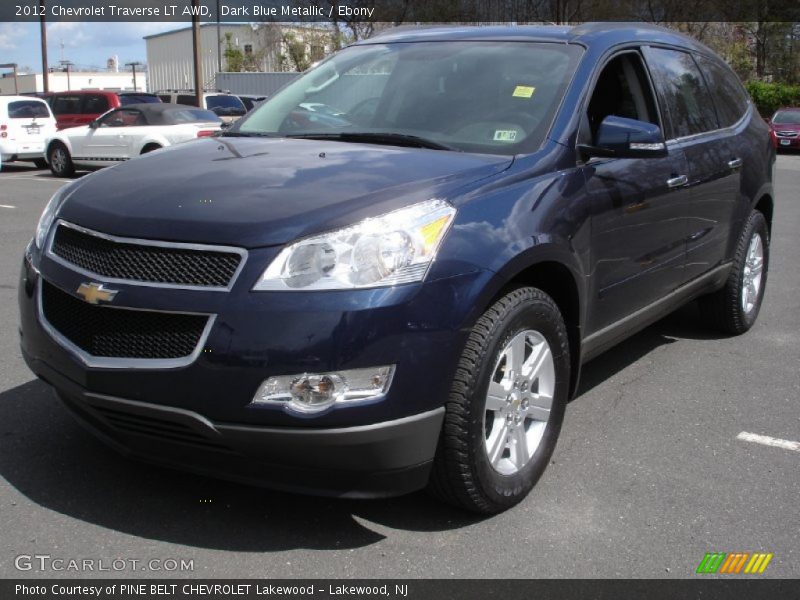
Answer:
[{"xmin": 585, "ymin": 52, "xmax": 660, "ymax": 145}]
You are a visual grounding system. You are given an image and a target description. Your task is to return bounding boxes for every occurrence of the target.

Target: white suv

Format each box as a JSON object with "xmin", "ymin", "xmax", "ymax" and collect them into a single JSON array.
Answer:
[{"xmin": 0, "ymin": 96, "xmax": 57, "ymax": 168}]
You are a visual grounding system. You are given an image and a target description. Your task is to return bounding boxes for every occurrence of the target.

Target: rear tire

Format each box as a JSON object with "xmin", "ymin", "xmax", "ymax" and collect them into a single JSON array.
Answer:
[
  {"xmin": 48, "ymin": 143, "xmax": 74, "ymax": 177},
  {"xmin": 699, "ymin": 210, "xmax": 769, "ymax": 334},
  {"xmin": 428, "ymin": 287, "xmax": 570, "ymax": 514},
  {"xmin": 33, "ymin": 158, "xmax": 47, "ymax": 169}
]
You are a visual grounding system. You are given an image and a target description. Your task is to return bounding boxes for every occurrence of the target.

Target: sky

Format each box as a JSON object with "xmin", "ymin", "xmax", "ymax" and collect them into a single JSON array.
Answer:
[{"xmin": 0, "ymin": 22, "xmax": 179, "ymax": 73}]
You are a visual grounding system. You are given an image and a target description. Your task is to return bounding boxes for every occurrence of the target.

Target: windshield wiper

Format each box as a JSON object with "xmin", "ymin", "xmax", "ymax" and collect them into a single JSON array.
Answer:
[{"xmin": 286, "ymin": 132, "xmax": 459, "ymax": 152}]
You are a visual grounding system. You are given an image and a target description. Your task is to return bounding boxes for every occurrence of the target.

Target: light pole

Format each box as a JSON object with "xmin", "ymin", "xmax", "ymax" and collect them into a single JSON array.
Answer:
[
  {"xmin": 216, "ymin": 0, "xmax": 222, "ymax": 74},
  {"xmin": 39, "ymin": 0, "xmax": 48, "ymax": 92},
  {"xmin": 126, "ymin": 61, "xmax": 143, "ymax": 92}
]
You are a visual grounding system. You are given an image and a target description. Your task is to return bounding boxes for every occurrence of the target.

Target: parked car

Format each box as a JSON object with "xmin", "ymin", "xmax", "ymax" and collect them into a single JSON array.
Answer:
[
  {"xmin": 157, "ymin": 90, "xmax": 246, "ymax": 124},
  {"xmin": 45, "ymin": 103, "xmax": 221, "ymax": 177},
  {"xmin": 47, "ymin": 90, "xmax": 162, "ymax": 131},
  {"xmin": 238, "ymin": 94, "xmax": 268, "ymax": 112},
  {"xmin": 0, "ymin": 95, "xmax": 57, "ymax": 168},
  {"xmin": 767, "ymin": 107, "xmax": 800, "ymax": 151},
  {"xmin": 20, "ymin": 24, "xmax": 774, "ymax": 514}
]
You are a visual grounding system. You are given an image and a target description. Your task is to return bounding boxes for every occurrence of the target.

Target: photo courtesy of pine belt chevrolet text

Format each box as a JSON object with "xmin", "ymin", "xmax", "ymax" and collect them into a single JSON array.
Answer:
[{"xmin": 18, "ymin": 23, "xmax": 775, "ymax": 514}]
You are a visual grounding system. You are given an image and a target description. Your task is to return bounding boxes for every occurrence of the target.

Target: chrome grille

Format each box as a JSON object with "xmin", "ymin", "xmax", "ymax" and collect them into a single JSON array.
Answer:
[{"xmin": 50, "ymin": 221, "xmax": 245, "ymax": 289}]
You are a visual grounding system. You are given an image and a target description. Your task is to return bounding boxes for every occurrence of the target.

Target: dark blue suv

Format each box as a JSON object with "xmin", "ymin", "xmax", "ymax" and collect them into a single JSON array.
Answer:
[{"xmin": 19, "ymin": 24, "xmax": 774, "ymax": 513}]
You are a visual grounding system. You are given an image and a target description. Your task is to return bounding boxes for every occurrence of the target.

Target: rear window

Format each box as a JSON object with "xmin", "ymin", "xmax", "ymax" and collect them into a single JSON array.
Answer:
[
  {"xmin": 119, "ymin": 94, "xmax": 161, "ymax": 106},
  {"xmin": 51, "ymin": 95, "xmax": 82, "ymax": 115},
  {"xmin": 205, "ymin": 95, "xmax": 246, "ymax": 111},
  {"xmin": 82, "ymin": 95, "xmax": 110, "ymax": 114},
  {"xmin": 644, "ymin": 47, "xmax": 719, "ymax": 138},
  {"xmin": 177, "ymin": 94, "xmax": 198, "ymax": 106},
  {"xmin": 694, "ymin": 54, "xmax": 750, "ymax": 128},
  {"xmin": 165, "ymin": 109, "xmax": 221, "ymax": 123},
  {"xmin": 8, "ymin": 100, "xmax": 50, "ymax": 119}
]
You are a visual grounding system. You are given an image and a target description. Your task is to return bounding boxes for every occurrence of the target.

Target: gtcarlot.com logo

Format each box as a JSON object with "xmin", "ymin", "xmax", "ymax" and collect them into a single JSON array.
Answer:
[
  {"xmin": 14, "ymin": 554, "xmax": 194, "ymax": 572},
  {"xmin": 696, "ymin": 552, "xmax": 773, "ymax": 574}
]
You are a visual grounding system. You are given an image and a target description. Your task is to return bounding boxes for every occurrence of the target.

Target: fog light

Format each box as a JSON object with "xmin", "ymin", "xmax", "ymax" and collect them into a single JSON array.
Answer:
[{"xmin": 252, "ymin": 365, "xmax": 395, "ymax": 414}]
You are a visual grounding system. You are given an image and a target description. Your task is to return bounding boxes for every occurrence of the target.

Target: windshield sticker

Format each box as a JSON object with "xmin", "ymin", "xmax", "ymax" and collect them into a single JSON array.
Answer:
[
  {"xmin": 512, "ymin": 85, "xmax": 536, "ymax": 98},
  {"xmin": 493, "ymin": 130, "xmax": 518, "ymax": 142}
]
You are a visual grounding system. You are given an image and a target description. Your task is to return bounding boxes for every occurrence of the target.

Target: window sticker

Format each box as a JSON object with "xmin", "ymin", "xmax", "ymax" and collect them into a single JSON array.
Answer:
[
  {"xmin": 512, "ymin": 85, "xmax": 536, "ymax": 98},
  {"xmin": 493, "ymin": 130, "xmax": 518, "ymax": 142}
]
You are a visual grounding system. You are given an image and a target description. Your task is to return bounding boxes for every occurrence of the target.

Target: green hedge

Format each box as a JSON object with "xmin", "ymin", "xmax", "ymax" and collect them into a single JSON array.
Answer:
[{"xmin": 745, "ymin": 81, "xmax": 800, "ymax": 117}]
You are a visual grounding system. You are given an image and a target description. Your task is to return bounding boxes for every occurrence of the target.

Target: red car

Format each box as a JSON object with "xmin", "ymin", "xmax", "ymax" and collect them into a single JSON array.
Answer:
[
  {"xmin": 767, "ymin": 107, "xmax": 800, "ymax": 150},
  {"xmin": 47, "ymin": 90, "xmax": 161, "ymax": 130}
]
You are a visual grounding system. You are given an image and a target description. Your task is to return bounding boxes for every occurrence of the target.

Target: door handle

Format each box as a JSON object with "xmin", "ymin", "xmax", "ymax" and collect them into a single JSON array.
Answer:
[
  {"xmin": 727, "ymin": 157, "xmax": 743, "ymax": 169},
  {"xmin": 667, "ymin": 175, "xmax": 688, "ymax": 188}
]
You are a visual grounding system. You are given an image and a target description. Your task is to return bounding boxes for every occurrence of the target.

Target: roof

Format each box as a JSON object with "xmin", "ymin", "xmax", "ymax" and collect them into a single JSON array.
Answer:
[
  {"xmin": 363, "ymin": 22, "xmax": 714, "ymax": 55},
  {"xmin": 120, "ymin": 103, "xmax": 220, "ymax": 125}
]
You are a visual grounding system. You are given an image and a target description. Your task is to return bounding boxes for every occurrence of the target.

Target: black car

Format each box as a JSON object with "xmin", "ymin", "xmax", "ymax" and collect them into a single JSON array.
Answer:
[{"xmin": 19, "ymin": 23, "xmax": 774, "ymax": 514}]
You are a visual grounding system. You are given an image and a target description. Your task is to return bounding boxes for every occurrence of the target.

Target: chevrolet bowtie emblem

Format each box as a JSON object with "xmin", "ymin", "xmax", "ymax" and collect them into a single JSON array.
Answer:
[{"xmin": 76, "ymin": 282, "xmax": 118, "ymax": 305}]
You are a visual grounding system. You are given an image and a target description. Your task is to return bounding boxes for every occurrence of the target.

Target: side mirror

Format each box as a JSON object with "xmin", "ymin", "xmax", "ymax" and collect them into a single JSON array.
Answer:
[
  {"xmin": 763, "ymin": 117, "xmax": 771, "ymax": 125},
  {"xmin": 579, "ymin": 115, "xmax": 668, "ymax": 159},
  {"xmin": 88, "ymin": 120, "xmax": 99, "ymax": 129}
]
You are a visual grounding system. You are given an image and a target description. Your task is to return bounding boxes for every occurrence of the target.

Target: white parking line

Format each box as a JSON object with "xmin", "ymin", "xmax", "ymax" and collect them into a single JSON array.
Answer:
[
  {"xmin": 0, "ymin": 175, "xmax": 70, "ymax": 183},
  {"xmin": 0, "ymin": 204, "xmax": 15, "ymax": 209},
  {"xmin": 737, "ymin": 431, "xmax": 800, "ymax": 453}
]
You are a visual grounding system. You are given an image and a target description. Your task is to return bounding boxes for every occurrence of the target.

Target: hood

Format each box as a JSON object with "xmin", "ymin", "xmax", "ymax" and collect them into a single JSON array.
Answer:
[
  {"xmin": 771, "ymin": 122, "xmax": 800, "ymax": 131},
  {"xmin": 58, "ymin": 137, "xmax": 512, "ymax": 248}
]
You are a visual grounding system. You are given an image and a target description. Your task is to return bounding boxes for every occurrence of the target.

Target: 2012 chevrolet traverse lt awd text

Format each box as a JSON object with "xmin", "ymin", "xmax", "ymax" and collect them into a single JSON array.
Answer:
[{"xmin": 19, "ymin": 24, "xmax": 774, "ymax": 513}]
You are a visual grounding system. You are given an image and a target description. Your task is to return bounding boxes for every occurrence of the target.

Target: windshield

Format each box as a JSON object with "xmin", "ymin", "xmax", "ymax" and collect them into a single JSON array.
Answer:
[
  {"xmin": 772, "ymin": 111, "xmax": 800, "ymax": 125},
  {"xmin": 237, "ymin": 41, "xmax": 582, "ymax": 154}
]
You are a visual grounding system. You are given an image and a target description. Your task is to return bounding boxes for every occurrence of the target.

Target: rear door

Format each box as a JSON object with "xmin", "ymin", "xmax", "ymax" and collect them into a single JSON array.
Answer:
[
  {"xmin": 581, "ymin": 50, "xmax": 692, "ymax": 332},
  {"xmin": 5, "ymin": 99, "xmax": 55, "ymax": 157},
  {"xmin": 643, "ymin": 47, "xmax": 739, "ymax": 281}
]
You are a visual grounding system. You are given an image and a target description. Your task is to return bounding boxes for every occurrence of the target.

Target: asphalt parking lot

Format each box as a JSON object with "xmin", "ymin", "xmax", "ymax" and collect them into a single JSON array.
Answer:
[{"xmin": 0, "ymin": 157, "xmax": 797, "ymax": 579}]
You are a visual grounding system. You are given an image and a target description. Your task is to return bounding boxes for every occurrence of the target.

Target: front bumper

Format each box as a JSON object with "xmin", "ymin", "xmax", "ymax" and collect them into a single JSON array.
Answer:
[
  {"xmin": 25, "ymin": 353, "xmax": 443, "ymax": 497},
  {"xmin": 19, "ymin": 244, "xmax": 487, "ymax": 496}
]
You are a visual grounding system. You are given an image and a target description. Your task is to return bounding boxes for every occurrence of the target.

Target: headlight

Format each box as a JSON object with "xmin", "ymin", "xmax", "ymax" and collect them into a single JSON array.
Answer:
[
  {"xmin": 253, "ymin": 199, "xmax": 456, "ymax": 291},
  {"xmin": 35, "ymin": 185, "xmax": 70, "ymax": 249}
]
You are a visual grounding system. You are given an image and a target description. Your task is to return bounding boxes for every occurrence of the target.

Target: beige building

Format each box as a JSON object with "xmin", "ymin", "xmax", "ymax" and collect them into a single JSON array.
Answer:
[
  {"xmin": 144, "ymin": 23, "xmax": 333, "ymax": 93},
  {"xmin": 0, "ymin": 71, "xmax": 141, "ymax": 95}
]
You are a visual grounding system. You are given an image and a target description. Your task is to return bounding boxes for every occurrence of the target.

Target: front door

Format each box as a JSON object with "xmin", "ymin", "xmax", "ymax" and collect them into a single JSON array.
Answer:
[{"xmin": 581, "ymin": 51, "xmax": 691, "ymax": 333}]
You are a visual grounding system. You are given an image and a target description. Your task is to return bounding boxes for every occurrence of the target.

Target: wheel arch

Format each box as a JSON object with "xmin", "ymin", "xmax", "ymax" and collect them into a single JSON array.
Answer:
[
  {"xmin": 46, "ymin": 136, "xmax": 71, "ymax": 160},
  {"xmin": 754, "ymin": 193, "xmax": 774, "ymax": 235},
  {"xmin": 473, "ymin": 251, "xmax": 586, "ymax": 399}
]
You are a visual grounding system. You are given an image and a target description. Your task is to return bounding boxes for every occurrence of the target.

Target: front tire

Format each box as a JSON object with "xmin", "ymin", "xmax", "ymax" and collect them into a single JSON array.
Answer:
[
  {"xmin": 699, "ymin": 210, "xmax": 769, "ymax": 334},
  {"xmin": 429, "ymin": 287, "xmax": 570, "ymax": 514},
  {"xmin": 48, "ymin": 143, "xmax": 74, "ymax": 177}
]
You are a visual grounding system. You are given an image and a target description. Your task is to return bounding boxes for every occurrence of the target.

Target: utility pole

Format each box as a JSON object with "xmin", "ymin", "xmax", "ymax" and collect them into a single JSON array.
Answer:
[
  {"xmin": 126, "ymin": 61, "xmax": 143, "ymax": 92},
  {"xmin": 60, "ymin": 60, "xmax": 73, "ymax": 91},
  {"xmin": 191, "ymin": 0, "xmax": 203, "ymax": 107},
  {"xmin": 39, "ymin": 0, "xmax": 49, "ymax": 92},
  {"xmin": 216, "ymin": 0, "xmax": 222, "ymax": 74}
]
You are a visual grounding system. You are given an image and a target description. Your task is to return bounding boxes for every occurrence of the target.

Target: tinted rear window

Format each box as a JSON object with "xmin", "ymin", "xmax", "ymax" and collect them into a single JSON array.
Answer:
[
  {"xmin": 206, "ymin": 95, "xmax": 246, "ymax": 111},
  {"xmin": 177, "ymin": 95, "xmax": 198, "ymax": 106},
  {"xmin": 645, "ymin": 47, "xmax": 719, "ymax": 138},
  {"xmin": 83, "ymin": 95, "xmax": 110, "ymax": 114},
  {"xmin": 51, "ymin": 95, "xmax": 82, "ymax": 115},
  {"xmin": 694, "ymin": 54, "xmax": 750, "ymax": 128},
  {"xmin": 165, "ymin": 108, "xmax": 221, "ymax": 123},
  {"xmin": 119, "ymin": 94, "xmax": 161, "ymax": 106},
  {"xmin": 8, "ymin": 100, "xmax": 50, "ymax": 119}
]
